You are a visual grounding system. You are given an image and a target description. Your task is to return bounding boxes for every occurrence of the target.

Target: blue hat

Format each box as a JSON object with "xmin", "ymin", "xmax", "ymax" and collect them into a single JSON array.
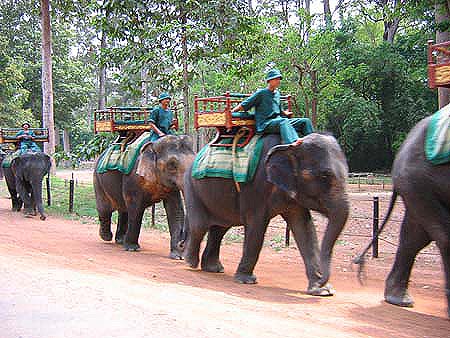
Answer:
[
  {"xmin": 158, "ymin": 93, "xmax": 171, "ymax": 101},
  {"xmin": 265, "ymin": 69, "xmax": 282, "ymax": 82}
]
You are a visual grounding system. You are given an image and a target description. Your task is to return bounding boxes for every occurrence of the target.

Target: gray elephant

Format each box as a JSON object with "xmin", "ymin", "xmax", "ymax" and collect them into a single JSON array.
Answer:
[
  {"xmin": 355, "ymin": 114, "xmax": 450, "ymax": 318},
  {"xmin": 183, "ymin": 133, "xmax": 349, "ymax": 295},
  {"xmin": 93, "ymin": 135, "xmax": 195, "ymax": 258},
  {"xmin": 3, "ymin": 152, "xmax": 51, "ymax": 220}
]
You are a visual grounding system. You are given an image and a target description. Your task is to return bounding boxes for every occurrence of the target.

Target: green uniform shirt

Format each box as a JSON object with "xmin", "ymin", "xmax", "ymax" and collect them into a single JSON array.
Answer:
[
  {"xmin": 148, "ymin": 106, "xmax": 174, "ymax": 135},
  {"xmin": 240, "ymin": 88, "xmax": 283, "ymax": 133}
]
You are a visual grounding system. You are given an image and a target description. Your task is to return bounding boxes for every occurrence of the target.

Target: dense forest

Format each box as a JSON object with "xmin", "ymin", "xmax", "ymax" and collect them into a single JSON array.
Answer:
[{"xmin": 0, "ymin": 0, "xmax": 447, "ymax": 171}]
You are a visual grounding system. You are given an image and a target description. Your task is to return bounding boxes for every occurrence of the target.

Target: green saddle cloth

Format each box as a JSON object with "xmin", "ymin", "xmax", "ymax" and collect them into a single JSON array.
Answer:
[
  {"xmin": 425, "ymin": 104, "xmax": 450, "ymax": 165},
  {"xmin": 96, "ymin": 132, "xmax": 151, "ymax": 174},
  {"xmin": 192, "ymin": 135, "xmax": 264, "ymax": 183},
  {"xmin": 1, "ymin": 149, "xmax": 39, "ymax": 168}
]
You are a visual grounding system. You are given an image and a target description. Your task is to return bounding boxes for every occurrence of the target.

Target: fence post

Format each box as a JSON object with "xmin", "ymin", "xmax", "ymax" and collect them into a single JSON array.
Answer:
[
  {"xmin": 46, "ymin": 175, "xmax": 51, "ymax": 206},
  {"xmin": 69, "ymin": 173, "xmax": 74, "ymax": 213},
  {"xmin": 285, "ymin": 225, "xmax": 290, "ymax": 247},
  {"xmin": 151, "ymin": 204, "xmax": 156, "ymax": 227},
  {"xmin": 372, "ymin": 196, "xmax": 379, "ymax": 258}
]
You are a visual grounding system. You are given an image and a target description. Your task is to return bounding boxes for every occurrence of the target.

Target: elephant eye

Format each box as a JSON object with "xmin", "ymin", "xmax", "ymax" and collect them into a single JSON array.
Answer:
[{"xmin": 167, "ymin": 159, "xmax": 178, "ymax": 172}]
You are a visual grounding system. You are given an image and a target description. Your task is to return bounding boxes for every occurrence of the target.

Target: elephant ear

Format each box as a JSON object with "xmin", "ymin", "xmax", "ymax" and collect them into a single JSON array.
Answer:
[
  {"xmin": 136, "ymin": 142, "xmax": 157, "ymax": 183},
  {"xmin": 265, "ymin": 144, "xmax": 298, "ymax": 199}
]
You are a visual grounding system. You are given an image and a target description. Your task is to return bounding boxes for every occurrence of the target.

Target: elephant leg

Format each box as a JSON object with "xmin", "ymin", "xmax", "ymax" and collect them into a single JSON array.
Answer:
[
  {"xmin": 6, "ymin": 183, "xmax": 21, "ymax": 211},
  {"xmin": 283, "ymin": 209, "xmax": 334, "ymax": 296},
  {"xmin": 98, "ymin": 207, "xmax": 113, "ymax": 242},
  {"xmin": 115, "ymin": 212, "xmax": 128, "ymax": 244},
  {"xmin": 385, "ymin": 210, "xmax": 431, "ymax": 308},
  {"xmin": 123, "ymin": 203, "xmax": 145, "ymax": 251},
  {"xmin": 16, "ymin": 178, "xmax": 32, "ymax": 216},
  {"xmin": 163, "ymin": 191, "xmax": 185, "ymax": 260},
  {"xmin": 201, "ymin": 226, "xmax": 230, "ymax": 273},
  {"xmin": 234, "ymin": 218, "xmax": 268, "ymax": 284},
  {"xmin": 185, "ymin": 225, "xmax": 208, "ymax": 269}
]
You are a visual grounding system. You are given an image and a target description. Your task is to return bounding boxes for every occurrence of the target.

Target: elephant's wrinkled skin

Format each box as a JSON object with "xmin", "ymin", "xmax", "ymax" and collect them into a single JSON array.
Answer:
[
  {"xmin": 4, "ymin": 152, "xmax": 51, "ymax": 220},
  {"xmin": 93, "ymin": 135, "xmax": 194, "ymax": 258},
  {"xmin": 371, "ymin": 117, "xmax": 450, "ymax": 317},
  {"xmin": 183, "ymin": 134, "xmax": 349, "ymax": 295}
]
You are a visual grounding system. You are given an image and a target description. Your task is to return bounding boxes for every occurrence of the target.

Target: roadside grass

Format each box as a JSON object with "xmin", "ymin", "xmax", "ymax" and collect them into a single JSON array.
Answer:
[{"xmin": 0, "ymin": 176, "xmax": 168, "ymax": 231}]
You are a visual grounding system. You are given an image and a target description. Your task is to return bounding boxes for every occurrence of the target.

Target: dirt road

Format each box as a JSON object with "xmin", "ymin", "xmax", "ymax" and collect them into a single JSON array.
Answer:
[{"xmin": 0, "ymin": 196, "xmax": 448, "ymax": 338}]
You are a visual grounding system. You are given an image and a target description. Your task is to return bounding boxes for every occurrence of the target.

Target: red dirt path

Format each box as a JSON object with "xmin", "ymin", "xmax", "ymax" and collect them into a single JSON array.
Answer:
[{"xmin": 0, "ymin": 185, "xmax": 449, "ymax": 337}]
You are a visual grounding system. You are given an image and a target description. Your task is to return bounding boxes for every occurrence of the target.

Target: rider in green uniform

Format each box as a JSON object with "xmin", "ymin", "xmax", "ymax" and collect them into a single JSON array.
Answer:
[
  {"xmin": 231, "ymin": 69, "xmax": 313, "ymax": 145},
  {"xmin": 15, "ymin": 122, "xmax": 40, "ymax": 152},
  {"xmin": 147, "ymin": 93, "xmax": 176, "ymax": 142}
]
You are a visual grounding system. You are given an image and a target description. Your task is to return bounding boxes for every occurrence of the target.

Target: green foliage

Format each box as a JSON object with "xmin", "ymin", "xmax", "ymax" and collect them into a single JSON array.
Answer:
[{"xmin": 55, "ymin": 133, "xmax": 115, "ymax": 168}]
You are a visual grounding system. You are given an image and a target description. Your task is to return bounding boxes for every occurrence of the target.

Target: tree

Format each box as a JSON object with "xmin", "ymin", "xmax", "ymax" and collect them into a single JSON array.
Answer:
[{"xmin": 41, "ymin": 0, "xmax": 56, "ymax": 158}]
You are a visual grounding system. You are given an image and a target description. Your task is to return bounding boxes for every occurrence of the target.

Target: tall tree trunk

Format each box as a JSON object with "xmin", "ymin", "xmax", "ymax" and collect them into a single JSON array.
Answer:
[
  {"xmin": 98, "ymin": 29, "xmax": 107, "ymax": 110},
  {"xmin": 40, "ymin": 0, "xmax": 55, "ymax": 171},
  {"xmin": 63, "ymin": 129, "xmax": 70, "ymax": 153},
  {"xmin": 181, "ymin": 11, "xmax": 190, "ymax": 134},
  {"xmin": 141, "ymin": 67, "xmax": 148, "ymax": 105},
  {"xmin": 383, "ymin": 17, "xmax": 400, "ymax": 43},
  {"xmin": 323, "ymin": 0, "xmax": 332, "ymax": 27},
  {"xmin": 311, "ymin": 69, "xmax": 318, "ymax": 128},
  {"xmin": 436, "ymin": 0, "xmax": 450, "ymax": 108}
]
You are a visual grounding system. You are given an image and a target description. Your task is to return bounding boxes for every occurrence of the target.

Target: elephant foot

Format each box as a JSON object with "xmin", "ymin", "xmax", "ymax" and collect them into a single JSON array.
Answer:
[
  {"xmin": 169, "ymin": 250, "xmax": 183, "ymax": 260},
  {"xmin": 184, "ymin": 254, "xmax": 200, "ymax": 269},
  {"xmin": 115, "ymin": 234, "xmax": 125, "ymax": 245},
  {"xmin": 385, "ymin": 290, "xmax": 414, "ymax": 308},
  {"xmin": 23, "ymin": 211, "xmax": 34, "ymax": 218},
  {"xmin": 40, "ymin": 214, "xmax": 46, "ymax": 221},
  {"xmin": 124, "ymin": 242, "xmax": 140, "ymax": 252},
  {"xmin": 234, "ymin": 273, "xmax": 257, "ymax": 284},
  {"xmin": 201, "ymin": 260, "xmax": 224, "ymax": 273},
  {"xmin": 307, "ymin": 283, "xmax": 335, "ymax": 297},
  {"xmin": 99, "ymin": 229, "xmax": 113, "ymax": 242}
]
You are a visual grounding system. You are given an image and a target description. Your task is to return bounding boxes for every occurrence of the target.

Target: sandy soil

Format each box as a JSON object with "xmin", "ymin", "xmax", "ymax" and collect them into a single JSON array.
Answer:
[{"xmin": 0, "ymin": 178, "xmax": 449, "ymax": 338}]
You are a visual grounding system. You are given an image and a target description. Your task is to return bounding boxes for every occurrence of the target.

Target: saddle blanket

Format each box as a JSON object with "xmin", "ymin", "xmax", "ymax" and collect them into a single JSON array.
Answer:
[
  {"xmin": 192, "ymin": 135, "xmax": 264, "ymax": 183},
  {"xmin": 96, "ymin": 132, "xmax": 151, "ymax": 175},
  {"xmin": 1, "ymin": 149, "xmax": 40, "ymax": 168},
  {"xmin": 425, "ymin": 104, "xmax": 450, "ymax": 165}
]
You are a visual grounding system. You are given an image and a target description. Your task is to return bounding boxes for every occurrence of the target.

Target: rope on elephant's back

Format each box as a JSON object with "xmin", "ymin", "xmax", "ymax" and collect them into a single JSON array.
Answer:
[{"xmin": 232, "ymin": 127, "xmax": 251, "ymax": 193}]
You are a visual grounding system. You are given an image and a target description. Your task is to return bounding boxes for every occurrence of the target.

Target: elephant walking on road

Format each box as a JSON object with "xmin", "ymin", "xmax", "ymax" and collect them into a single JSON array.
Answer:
[
  {"xmin": 4, "ymin": 152, "xmax": 51, "ymax": 220},
  {"xmin": 355, "ymin": 115, "xmax": 450, "ymax": 318},
  {"xmin": 183, "ymin": 134, "xmax": 350, "ymax": 296},
  {"xmin": 93, "ymin": 135, "xmax": 194, "ymax": 258}
]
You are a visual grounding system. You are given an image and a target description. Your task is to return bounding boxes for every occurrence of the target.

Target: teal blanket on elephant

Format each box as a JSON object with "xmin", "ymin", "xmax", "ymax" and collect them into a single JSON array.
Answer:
[
  {"xmin": 1, "ymin": 149, "xmax": 40, "ymax": 168},
  {"xmin": 192, "ymin": 135, "xmax": 264, "ymax": 183},
  {"xmin": 425, "ymin": 104, "xmax": 450, "ymax": 165},
  {"xmin": 96, "ymin": 132, "xmax": 151, "ymax": 175}
]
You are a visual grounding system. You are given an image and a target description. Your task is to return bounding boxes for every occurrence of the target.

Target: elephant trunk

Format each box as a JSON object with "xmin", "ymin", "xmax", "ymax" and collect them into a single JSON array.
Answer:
[
  {"xmin": 163, "ymin": 190, "xmax": 186, "ymax": 259},
  {"xmin": 318, "ymin": 197, "xmax": 349, "ymax": 287}
]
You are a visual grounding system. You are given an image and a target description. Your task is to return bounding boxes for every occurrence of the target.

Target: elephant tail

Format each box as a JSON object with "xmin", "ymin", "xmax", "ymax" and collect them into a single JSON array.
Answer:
[{"xmin": 353, "ymin": 190, "xmax": 398, "ymax": 283}]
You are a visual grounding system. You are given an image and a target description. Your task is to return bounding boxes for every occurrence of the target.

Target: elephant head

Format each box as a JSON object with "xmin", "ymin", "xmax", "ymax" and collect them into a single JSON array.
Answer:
[
  {"xmin": 136, "ymin": 135, "xmax": 195, "ymax": 196},
  {"xmin": 265, "ymin": 133, "xmax": 349, "ymax": 287}
]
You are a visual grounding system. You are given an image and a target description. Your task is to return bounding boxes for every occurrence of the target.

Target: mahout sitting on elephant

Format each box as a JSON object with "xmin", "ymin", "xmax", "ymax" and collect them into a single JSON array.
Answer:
[
  {"xmin": 355, "ymin": 107, "xmax": 450, "ymax": 318},
  {"xmin": 93, "ymin": 134, "xmax": 195, "ymax": 259},
  {"xmin": 3, "ymin": 152, "xmax": 51, "ymax": 220},
  {"xmin": 183, "ymin": 133, "xmax": 349, "ymax": 296}
]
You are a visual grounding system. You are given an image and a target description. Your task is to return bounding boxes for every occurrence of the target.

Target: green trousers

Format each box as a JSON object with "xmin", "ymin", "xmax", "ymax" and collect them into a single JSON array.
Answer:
[{"xmin": 262, "ymin": 117, "xmax": 314, "ymax": 144}]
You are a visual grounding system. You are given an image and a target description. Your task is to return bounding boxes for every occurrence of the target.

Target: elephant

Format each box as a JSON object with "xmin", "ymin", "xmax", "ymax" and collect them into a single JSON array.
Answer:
[
  {"xmin": 355, "ymin": 115, "xmax": 450, "ymax": 318},
  {"xmin": 93, "ymin": 134, "xmax": 195, "ymax": 258},
  {"xmin": 183, "ymin": 133, "xmax": 350, "ymax": 296},
  {"xmin": 3, "ymin": 152, "xmax": 51, "ymax": 220}
]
